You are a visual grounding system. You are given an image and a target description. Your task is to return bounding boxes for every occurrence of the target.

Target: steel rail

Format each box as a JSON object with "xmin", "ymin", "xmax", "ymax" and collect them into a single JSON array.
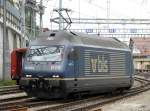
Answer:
[
  {"xmin": 0, "ymin": 89, "xmax": 24, "ymax": 95},
  {"xmin": 0, "ymin": 85, "xmax": 18, "ymax": 90}
]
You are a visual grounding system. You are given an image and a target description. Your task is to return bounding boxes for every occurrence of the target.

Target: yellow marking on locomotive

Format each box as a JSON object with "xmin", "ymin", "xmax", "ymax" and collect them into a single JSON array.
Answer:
[
  {"xmin": 90, "ymin": 55, "xmax": 109, "ymax": 73},
  {"xmin": 91, "ymin": 58, "xmax": 97, "ymax": 72}
]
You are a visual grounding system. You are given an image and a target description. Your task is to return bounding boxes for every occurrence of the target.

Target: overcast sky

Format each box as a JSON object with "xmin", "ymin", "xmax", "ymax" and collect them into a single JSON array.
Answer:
[{"xmin": 36, "ymin": 0, "xmax": 150, "ymax": 29}]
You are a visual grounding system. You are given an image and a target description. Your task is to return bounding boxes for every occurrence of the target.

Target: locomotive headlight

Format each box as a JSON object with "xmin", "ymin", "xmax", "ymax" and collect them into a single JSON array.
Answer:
[
  {"xmin": 26, "ymin": 74, "xmax": 32, "ymax": 77},
  {"xmin": 52, "ymin": 74, "xmax": 60, "ymax": 78}
]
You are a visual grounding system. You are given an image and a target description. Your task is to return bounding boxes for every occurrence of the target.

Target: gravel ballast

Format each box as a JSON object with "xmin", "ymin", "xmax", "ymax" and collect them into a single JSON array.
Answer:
[{"xmin": 101, "ymin": 89, "xmax": 150, "ymax": 111}]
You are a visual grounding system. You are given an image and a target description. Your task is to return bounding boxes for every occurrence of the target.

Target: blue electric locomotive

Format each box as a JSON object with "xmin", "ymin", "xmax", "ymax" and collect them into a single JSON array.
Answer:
[{"xmin": 20, "ymin": 31, "xmax": 134, "ymax": 99}]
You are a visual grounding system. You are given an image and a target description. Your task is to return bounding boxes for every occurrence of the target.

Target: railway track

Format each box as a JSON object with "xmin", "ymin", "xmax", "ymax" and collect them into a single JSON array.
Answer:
[
  {"xmin": 1, "ymin": 76, "xmax": 150, "ymax": 111},
  {"xmin": 0, "ymin": 85, "xmax": 24, "ymax": 95},
  {"xmin": 0, "ymin": 96, "xmax": 66, "ymax": 111},
  {"xmin": 0, "ymin": 85, "xmax": 19, "ymax": 92},
  {"xmin": 34, "ymin": 76, "xmax": 150, "ymax": 111},
  {"xmin": 0, "ymin": 85, "xmax": 18, "ymax": 89},
  {"xmin": 0, "ymin": 89, "xmax": 23, "ymax": 95}
]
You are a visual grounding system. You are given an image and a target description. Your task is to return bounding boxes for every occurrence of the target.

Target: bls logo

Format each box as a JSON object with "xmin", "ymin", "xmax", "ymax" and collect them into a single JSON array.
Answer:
[{"xmin": 91, "ymin": 55, "xmax": 109, "ymax": 73}]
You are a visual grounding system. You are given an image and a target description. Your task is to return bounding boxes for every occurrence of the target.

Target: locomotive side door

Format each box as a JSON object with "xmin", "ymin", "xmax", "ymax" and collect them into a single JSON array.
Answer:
[
  {"xmin": 67, "ymin": 47, "xmax": 79, "ymax": 91},
  {"xmin": 68, "ymin": 47, "xmax": 79, "ymax": 77}
]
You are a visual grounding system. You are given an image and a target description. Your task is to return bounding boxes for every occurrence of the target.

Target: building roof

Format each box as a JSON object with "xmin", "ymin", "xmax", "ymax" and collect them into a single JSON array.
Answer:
[{"xmin": 130, "ymin": 37, "xmax": 150, "ymax": 56}]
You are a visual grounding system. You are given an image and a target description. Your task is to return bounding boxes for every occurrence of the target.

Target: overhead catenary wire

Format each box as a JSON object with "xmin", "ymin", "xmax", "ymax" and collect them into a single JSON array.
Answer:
[
  {"xmin": 42, "ymin": 0, "xmax": 150, "ymax": 31},
  {"xmin": 82, "ymin": 0, "xmax": 131, "ymax": 18}
]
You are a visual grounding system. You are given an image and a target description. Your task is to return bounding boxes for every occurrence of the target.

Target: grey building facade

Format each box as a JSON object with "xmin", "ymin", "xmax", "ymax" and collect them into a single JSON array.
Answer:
[{"xmin": 0, "ymin": 0, "xmax": 28, "ymax": 79}]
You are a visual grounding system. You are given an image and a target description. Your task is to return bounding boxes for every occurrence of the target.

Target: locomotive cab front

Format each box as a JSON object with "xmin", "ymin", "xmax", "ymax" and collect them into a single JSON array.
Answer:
[
  {"xmin": 20, "ymin": 45, "xmax": 73, "ymax": 98},
  {"xmin": 23, "ymin": 45, "xmax": 65, "ymax": 77}
]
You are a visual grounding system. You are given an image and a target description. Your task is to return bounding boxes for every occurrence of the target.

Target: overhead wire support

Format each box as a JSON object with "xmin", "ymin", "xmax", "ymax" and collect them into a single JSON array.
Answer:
[
  {"xmin": 38, "ymin": 0, "xmax": 45, "ymax": 32},
  {"xmin": 107, "ymin": 0, "xmax": 110, "ymax": 27},
  {"xmin": 26, "ymin": 0, "xmax": 45, "ymax": 33},
  {"xmin": 20, "ymin": 0, "xmax": 25, "ymax": 47},
  {"xmin": 59, "ymin": 0, "xmax": 62, "ymax": 30}
]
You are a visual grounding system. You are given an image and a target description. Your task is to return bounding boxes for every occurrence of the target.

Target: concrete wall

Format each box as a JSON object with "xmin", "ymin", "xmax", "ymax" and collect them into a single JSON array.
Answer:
[
  {"xmin": 16, "ymin": 34, "xmax": 21, "ymax": 48},
  {"xmin": 0, "ymin": 26, "xmax": 22, "ymax": 80},
  {"xmin": 0, "ymin": 0, "xmax": 28, "ymax": 80}
]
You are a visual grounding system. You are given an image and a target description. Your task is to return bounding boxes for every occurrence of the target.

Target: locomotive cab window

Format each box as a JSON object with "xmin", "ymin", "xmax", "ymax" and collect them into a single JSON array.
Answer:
[{"xmin": 26, "ymin": 46, "xmax": 64, "ymax": 62}]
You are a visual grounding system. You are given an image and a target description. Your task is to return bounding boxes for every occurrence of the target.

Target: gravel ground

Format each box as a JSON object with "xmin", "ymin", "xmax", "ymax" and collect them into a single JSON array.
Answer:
[
  {"xmin": 132, "ymin": 79, "xmax": 141, "ymax": 88},
  {"xmin": 101, "ymin": 89, "xmax": 150, "ymax": 111}
]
